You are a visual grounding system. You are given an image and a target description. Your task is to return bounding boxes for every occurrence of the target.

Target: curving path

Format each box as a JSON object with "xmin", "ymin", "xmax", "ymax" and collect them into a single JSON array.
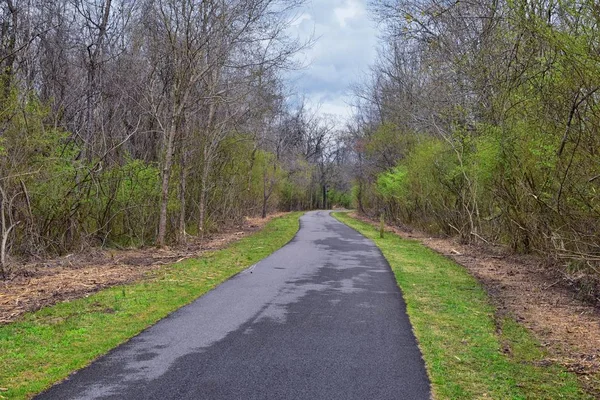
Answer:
[{"xmin": 37, "ymin": 211, "xmax": 430, "ymax": 400}]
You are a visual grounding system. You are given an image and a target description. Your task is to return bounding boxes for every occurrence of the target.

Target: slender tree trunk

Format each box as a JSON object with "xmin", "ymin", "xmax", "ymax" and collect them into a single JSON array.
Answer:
[
  {"xmin": 262, "ymin": 167, "xmax": 268, "ymax": 218},
  {"xmin": 0, "ymin": 185, "xmax": 19, "ymax": 280},
  {"xmin": 84, "ymin": 0, "xmax": 112, "ymax": 156},
  {"xmin": 157, "ymin": 116, "xmax": 177, "ymax": 247},
  {"xmin": 2, "ymin": 0, "xmax": 18, "ymax": 96},
  {"xmin": 357, "ymin": 180, "xmax": 365, "ymax": 214},
  {"xmin": 0, "ymin": 187, "xmax": 9, "ymax": 280},
  {"xmin": 262, "ymin": 194, "xmax": 268, "ymax": 218},
  {"xmin": 246, "ymin": 146, "xmax": 257, "ymax": 209},
  {"xmin": 198, "ymin": 99, "xmax": 217, "ymax": 236},
  {"xmin": 178, "ymin": 148, "xmax": 188, "ymax": 244},
  {"xmin": 198, "ymin": 166, "xmax": 209, "ymax": 238}
]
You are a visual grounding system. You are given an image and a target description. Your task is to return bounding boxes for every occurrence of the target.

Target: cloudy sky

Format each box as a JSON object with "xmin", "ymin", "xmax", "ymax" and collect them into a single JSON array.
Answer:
[{"xmin": 286, "ymin": 0, "xmax": 379, "ymax": 123}]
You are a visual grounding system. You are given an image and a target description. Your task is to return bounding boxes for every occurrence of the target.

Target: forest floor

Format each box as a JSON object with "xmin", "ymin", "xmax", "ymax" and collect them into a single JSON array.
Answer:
[
  {"xmin": 351, "ymin": 212, "xmax": 600, "ymax": 394},
  {"xmin": 0, "ymin": 213, "xmax": 287, "ymax": 324}
]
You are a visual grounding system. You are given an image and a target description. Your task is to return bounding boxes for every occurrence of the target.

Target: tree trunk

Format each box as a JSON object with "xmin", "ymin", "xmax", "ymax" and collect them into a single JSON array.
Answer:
[
  {"xmin": 198, "ymin": 99, "xmax": 217, "ymax": 236},
  {"xmin": 178, "ymin": 148, "xmax": 188, "ymax": 244},
  {"xmin": 262, "ymin": 195, "xmax": 268, "ymax": 218},
  {"xmin": 357, "ymin": 180, "xmax": 365, "ymax": 214},
  {"xmin": 246, "ymin": 146, "xmax": 257, "ymax": 209},
  {"xmin": 262, "ymin": 169, "xmax": 268, "ymax": 219},
  {"xmin": 84, "ymin": 0, "xmax": 112, "ymax": 156},
  {"xmin": 1, "ymin": 0, "xmax": 18, "ymax": 96},
  {"xmin": 0, "ymin": 185, "xmax": 19, "ymax": 280},
  {"xmin": 157, "ymin": 117, "xmax": 177, "ymax": 247},
  {"xmin": 198, "ymin": 165, "xmax": 210, "ymax": 239}
]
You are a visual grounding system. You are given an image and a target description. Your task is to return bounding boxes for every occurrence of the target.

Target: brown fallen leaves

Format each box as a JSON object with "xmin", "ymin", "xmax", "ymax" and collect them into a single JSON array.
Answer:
[
  {"xmin": 351, "ymin": 213, "xmax": 600, "ymax": 389},
  {"xmin": 0, "ymin": 213, "xmax": 287, "ymax": 324}
]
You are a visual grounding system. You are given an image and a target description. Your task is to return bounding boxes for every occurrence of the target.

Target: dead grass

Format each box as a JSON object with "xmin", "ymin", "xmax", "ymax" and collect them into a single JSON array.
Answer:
[
  {"xmin": 0, "ymin": 213, "xmax": 287, "ymax": 324},
  {"xmin": 350, "ymin": 212, "xmax": 600, "ymax": 394}
]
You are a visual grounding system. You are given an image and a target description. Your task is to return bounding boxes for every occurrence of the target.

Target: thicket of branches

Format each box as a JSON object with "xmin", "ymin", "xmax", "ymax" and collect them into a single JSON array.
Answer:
[
  {"xmin": 351, "ymin": 0, "xmax": 600, "ymax": 298},
  {"xmin": 0, "ymin": 0, "xmax": 350, "ymax": 278}
]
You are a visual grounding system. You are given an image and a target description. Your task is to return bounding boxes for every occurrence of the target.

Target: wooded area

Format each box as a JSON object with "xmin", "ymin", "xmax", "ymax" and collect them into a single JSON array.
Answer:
[
  {"xmin": 0, "ymin": 0, "xmax": 353, "ymax": 278},
  {"xmin": 350, "ymin": 0, "xmax": 600, "ymax": 299},
  {"xmin": 3, "ymin": 0, "xmax": 600, "ymax": 295}
]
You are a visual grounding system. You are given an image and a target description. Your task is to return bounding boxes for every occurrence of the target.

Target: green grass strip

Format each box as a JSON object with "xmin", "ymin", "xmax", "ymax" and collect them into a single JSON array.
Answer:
[
  {"xmin": 0, "ymin": 212, "xmax": 302, "ymax": 400},
  {"xmin": 334, "ymin": 212, "xmax": 589, "ymax": 400}
]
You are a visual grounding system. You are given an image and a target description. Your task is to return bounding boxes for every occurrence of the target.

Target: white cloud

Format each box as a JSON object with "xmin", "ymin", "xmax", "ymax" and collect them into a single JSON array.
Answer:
[
  {"xmin": 334, "ymin": 0, "xmax": 363, "ymax": 28},
  {"xmin": 285, "ymin": 0, "xmax": 378, "ymax": 123},
  {"xmin": 317, "ymin": 99, "xmax": 352, "ymax": 120},
  {"xmin": 290, "ymin": 12, "xmax": 312, "ymax": 27}
]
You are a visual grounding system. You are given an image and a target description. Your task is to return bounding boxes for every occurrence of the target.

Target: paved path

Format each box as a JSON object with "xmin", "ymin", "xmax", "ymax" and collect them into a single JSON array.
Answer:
[{"xmin": 37, "ymin": 211, "xmax": 431, "ymax": 400}]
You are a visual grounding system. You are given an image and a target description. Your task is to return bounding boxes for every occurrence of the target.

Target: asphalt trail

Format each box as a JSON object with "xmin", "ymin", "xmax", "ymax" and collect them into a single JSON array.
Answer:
[{"xmin": 37, "ymin": 211, "xmax": 431, "ymax": 399}]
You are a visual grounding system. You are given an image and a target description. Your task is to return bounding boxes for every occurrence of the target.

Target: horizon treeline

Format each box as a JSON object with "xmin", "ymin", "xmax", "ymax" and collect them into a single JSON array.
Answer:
[
  {"xmin": 0, "ymin": 0, "xmax": 352, "ymax": 276},
  {"xmin": 350, "ymin": 0, "xmax": 600, "ymax": 296}
]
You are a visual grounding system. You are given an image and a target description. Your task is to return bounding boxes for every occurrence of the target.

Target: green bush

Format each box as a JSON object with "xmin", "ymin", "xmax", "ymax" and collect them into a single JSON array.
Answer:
[{"xmin": 327, "ymin": 188, "xmax": 352, "ymax": 209}]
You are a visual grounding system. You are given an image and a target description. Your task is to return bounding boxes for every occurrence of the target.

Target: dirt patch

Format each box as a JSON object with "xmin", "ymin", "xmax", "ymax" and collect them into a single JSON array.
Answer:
[
  {"xmin": 0, "ymin": 213, "xmax": 287, "ymax": 324},
  {"xmin": 350, "ymin": 212, "xmax": 600, "ymax": 392}
]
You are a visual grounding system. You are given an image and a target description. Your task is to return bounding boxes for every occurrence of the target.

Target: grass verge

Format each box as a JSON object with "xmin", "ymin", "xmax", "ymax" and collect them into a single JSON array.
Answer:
[
  {"xmin": 0, "ymin": 212, "xmax": 302, "ymax": 400},
  {"xmin": 333, "ymin": 212, "xmax": 590, "ymax": 399}
]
